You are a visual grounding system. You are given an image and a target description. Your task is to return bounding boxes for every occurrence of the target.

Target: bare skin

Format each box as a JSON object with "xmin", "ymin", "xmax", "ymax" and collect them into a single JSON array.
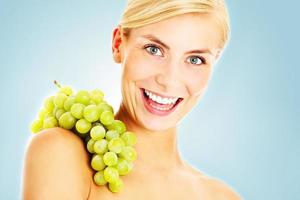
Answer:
[
  {"xmin": 22, "ymin": 13, "xmax": 241, "ymax": 199},
  {"xmin": 88, "ymin": 105, "xmax": 241, "ymax": 200}
]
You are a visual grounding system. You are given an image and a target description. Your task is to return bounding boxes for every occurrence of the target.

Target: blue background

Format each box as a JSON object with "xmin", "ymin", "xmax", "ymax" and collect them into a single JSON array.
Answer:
[{"xmin": 0, "ymin": 1, "xmax": 299, "ymax": 199}]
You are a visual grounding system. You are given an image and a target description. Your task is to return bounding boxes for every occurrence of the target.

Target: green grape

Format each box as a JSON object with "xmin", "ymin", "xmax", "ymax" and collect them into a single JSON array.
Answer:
[
  {"xmin": 31, "ymin": 119, "xmax": 43, "ymax": 133},
  {"xmin": 55, "ymin": 108, "xmax": 65, "ymax": 120},
  {"xmin": 90, "ymin": 125, "xmax": 106, "ymax": 140},
  {"xmin": 108, "ymin": 178, "xmax": 123, "ymax": 193},
  {"xmin": 75, "ymin": 90, "xmax": 90, "ymax": 105},
  {"xmin": 115, "ymin": 158, "xmax": 133, "ymax": 176},
  {"xmin": 91, "ymin": 154, "xmax": 106, "ymax": 171},
  {"xmin": 58, "ymin": 112, "xmax": 76, "ymax": 129},
  {"xmin": 120, "ymin": 131, "xmax": 137, "ymax": 146},
  {"xmin": 108, "ymin": 138, "xmax": 125, "ymax": 153},
  {"xmin": 103, "ymin": 166, "xmax": 119, "ymax": 183},
  {"xmin": 94, "ymin": 170, "xmax": 107, "ymax": 186},
  {"xmin": 103, "ymin": 152, "xmax": 118, "ymax": 166},
  {"xmin": 44, "ymin": 111, "xmax": 54, "ymax": 119},
  {"xmin": 59, "ymin": 86, "xmax": 73, "ymax": 96},
  {"xmin": 89, "ymin": 100, "xmax": 96, "ymax": 105},
  {"xmin": 127, "ymin": 162, "xmax": 133, "ymax": 172},
  {"xmin": 90, "ymin": 89, "xmax": 104, "ymax": 104},
  {"xmin": 63, "ymin": 96, "xmax": 76, "ymax": 111},
  {"xmin": 43, "ymin": 96, "xmax": 55, "ymax": 112},
  {"xmin": 92, "ymin": 122, "xmax": 103, "ymax": 127},
  {"xmin": 73, "ymin": 128, "xmax": 86, "ymax": 139},
  {"xmin": 87, "ymin": 138, "xmax": 96, "ymax": 153},
  {"xmin": 75, "ymin": 118, "xmax": 92, "ymax": 134},
  {"xmin": 97, "ymin": 102, "xmax": 114, "ymax": 116},
  {"xmin": 106, "ymin": 120, "xmax": 126, "ymax": 134},
  {"xmin": 119, "ymin": 146, "xmax": 137, "ymax": 162},
  {"xmin": 31, "ymin": 82, "xmax": 138, "ymax": 193},
  {"xmin": 100, "ymin": 110, "xmax": 114, "ymax": 126},
  {"xmin": 43, "ymin": 116, "xmax": 58, "ymax": 129},
  {"xmin": 94, "ymin": 139, "xmax": 108, "ymax": 154},
  {"xmin": 83, "ymin": 105, "xmax": 101, "ymax": 122},
  {"xmin": 70, "ymin": 103, "xmax": 85, "ymax": 119},
  {"xmin": 52, "ymin": 107, "xmax": 58, "ymax": 116},
  {"xmin": 54, "ymin": 93, "xmax": 68, "ymax": 108},
  {"xmin": 39, "ymin": 108, "xmax": 50, "ymax": 120},
  {"xmin": 105, "ymin": 130, "xmax": 119, "ymax": 141}
]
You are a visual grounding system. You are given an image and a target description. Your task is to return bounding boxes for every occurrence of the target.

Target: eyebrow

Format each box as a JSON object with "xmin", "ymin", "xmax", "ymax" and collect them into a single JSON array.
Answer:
[{"xmin": 140, "ymin": 34, "xmax": 213, "ymax": 55}]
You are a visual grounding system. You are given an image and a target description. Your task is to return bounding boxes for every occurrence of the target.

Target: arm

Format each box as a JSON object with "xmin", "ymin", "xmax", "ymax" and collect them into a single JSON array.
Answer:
[{"xmin": 22, "ymin": 127, "xmax": 93, "ymax": 200}]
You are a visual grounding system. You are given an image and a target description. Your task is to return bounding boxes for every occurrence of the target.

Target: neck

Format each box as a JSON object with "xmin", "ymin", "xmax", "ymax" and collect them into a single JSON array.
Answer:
[{"xmin": 114, "ymin": 103, "xmax": 185, "ymax": 171}]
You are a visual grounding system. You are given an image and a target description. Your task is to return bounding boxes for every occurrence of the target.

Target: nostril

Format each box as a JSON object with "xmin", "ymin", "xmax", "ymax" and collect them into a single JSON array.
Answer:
[{"xmin": 155, "ymin": 73, "xmax": 179, "ymax": 91}]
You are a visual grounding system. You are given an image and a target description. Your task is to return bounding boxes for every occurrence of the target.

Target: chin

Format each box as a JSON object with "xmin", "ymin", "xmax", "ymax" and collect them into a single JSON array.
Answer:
[
  {"xmin": 135, "ymin": 103, "xmax": 183, "ymax": 132},
  {"xmin": 138, "ymin": 116, "xmax": 178, "ymax": 132}
]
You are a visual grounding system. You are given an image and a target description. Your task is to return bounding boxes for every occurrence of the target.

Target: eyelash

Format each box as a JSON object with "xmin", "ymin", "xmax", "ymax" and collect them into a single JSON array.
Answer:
[{"xmin": 143, "ymin": 44, "xmax": 207, "ymax": 65}]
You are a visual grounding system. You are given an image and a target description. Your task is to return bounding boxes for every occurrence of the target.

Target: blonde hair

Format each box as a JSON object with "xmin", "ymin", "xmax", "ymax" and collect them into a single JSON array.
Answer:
[{"xmin": 119, "ymin": 0, "xmax": 230, "ymax": 49}]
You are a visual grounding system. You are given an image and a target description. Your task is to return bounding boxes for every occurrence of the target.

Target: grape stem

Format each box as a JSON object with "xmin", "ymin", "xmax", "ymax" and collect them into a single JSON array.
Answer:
[{"xmin": 54, "ymin": 80, "xmax": 61, "ymax": 89}]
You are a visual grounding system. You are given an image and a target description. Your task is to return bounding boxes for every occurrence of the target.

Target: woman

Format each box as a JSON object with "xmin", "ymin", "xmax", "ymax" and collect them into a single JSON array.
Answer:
[{"xmin": 22, "ymin": 0, "xmax": 241, "ymax": 199}]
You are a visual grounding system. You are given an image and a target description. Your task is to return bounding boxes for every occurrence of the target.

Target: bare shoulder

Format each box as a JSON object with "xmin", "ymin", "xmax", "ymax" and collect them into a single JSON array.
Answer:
[
  {"xmin": 200, "ymin": 176, "xmax": 242, "ymax": 200},
  {"xmin": 184, "ymin": 164, "xmax": 242, "ymax": 200},
  {"xmin": 22, "ymin": 127, "xmax": 93, "ymax": 200}
]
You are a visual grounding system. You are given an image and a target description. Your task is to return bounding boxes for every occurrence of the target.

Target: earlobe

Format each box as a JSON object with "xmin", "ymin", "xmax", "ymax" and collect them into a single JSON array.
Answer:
[
  {"xmin": 213, "ymin": 49, "xmax": 222, "ymax": 64},
  {"xmin": 215, "ymin": 49, "xmax": 222, "ymax": 60},
  {"xmin": 112, "ymin": 26, "xmax": 123, "ymax": 63}
]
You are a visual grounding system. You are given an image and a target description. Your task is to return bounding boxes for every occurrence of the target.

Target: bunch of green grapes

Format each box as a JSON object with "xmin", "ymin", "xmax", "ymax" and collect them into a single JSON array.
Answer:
[{"xmin": 30, "ymin": 81, "xmax": 137, "ymax": 193}]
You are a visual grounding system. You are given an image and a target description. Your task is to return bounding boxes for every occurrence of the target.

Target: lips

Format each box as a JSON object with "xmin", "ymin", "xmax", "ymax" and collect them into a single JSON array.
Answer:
[{"xmin": 140, "ymin": 88, "xmax": 183, "ymax": 116}]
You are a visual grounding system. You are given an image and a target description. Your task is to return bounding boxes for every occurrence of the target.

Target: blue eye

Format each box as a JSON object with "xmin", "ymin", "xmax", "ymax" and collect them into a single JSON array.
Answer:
[
  {"xmin": 188, "ymin": 56, "xmax": 206, "ymax": 65},
  {"xmin": 145, "ymin": 45, "xmax": 163, "ymax": 56}
]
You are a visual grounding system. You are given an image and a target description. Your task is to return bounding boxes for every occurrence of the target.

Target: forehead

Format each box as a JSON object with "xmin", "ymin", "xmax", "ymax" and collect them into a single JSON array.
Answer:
[{"xmin": 128, "ymin": 13, "xmax": 222, "ymax": 51}]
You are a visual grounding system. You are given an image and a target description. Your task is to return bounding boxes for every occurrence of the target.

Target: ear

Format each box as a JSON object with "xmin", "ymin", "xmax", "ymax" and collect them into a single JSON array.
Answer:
[
  {"xmin": 112, "ymin": 25, "xmax": 123, "ymax": 63},
  {"xmin": 213, "ymin": 49, "xmax": 223, "ymax": 64}
]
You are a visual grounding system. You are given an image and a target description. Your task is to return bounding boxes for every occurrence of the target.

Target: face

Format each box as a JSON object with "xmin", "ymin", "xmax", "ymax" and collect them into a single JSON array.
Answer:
[{"xmin": 112, "ymin": 13, "xmax": 223, "ymax": 132}]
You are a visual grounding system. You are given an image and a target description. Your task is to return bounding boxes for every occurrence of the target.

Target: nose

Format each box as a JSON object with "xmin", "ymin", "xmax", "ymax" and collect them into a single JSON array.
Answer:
[{"xmin": 155, "ymin": 63, "xmax": 181, "ymax": 92}]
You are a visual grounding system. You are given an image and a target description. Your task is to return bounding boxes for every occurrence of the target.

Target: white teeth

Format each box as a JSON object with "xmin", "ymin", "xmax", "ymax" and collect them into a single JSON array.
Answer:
[
  {"xmin": 144, "ymin": 89, "xmax": 178, "ymax": 105},
  {"xmin": 149, "ymin": 103, "xmax": 173, "ymax": 111}
]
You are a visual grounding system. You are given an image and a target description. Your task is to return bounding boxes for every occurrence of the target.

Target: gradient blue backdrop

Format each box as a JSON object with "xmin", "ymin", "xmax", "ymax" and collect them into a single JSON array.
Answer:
[{"xmin": 0, "ymin": 1, "xmax": 299, "ymax": 199}]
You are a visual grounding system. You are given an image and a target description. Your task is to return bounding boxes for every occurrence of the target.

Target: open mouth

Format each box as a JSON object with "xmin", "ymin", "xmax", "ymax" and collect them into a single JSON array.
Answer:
[{"xmin": 140, "ymin": 88, "xmax": 183, "ymax": 116}]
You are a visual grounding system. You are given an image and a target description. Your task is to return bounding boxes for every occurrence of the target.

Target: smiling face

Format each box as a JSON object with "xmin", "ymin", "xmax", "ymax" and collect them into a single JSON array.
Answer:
[{"xmin": 112, "ymin": 13, "xmax": 223, "ymax": 132}]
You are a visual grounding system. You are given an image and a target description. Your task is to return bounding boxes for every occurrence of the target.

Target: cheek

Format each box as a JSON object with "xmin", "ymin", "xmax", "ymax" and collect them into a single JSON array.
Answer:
[
  {"xmin": 185, "ymin": 69, "xmax": 212, "ymax": 98},
  {"xmin": 122, "ymin": 48, "xmax": 158, "ymax": 82}
]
